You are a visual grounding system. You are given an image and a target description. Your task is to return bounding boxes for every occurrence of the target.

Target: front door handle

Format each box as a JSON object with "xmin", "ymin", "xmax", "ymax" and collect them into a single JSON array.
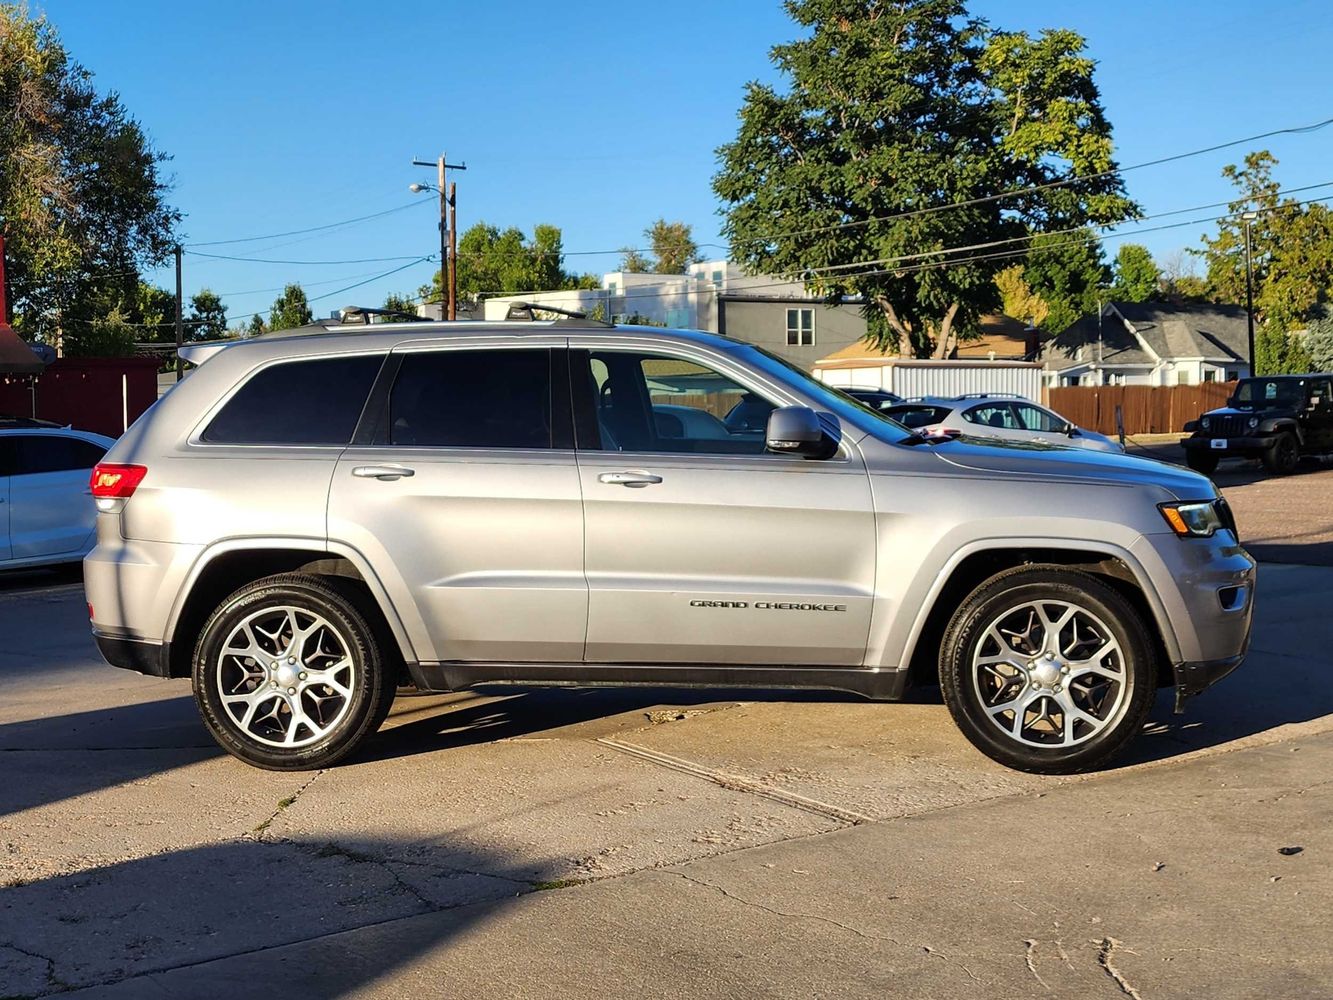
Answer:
[
  {"xmin": 598, "ymin": 471, "xmax": 663, "ymax": 488},
  {"xmin": 352, "ymin": 465, "xmax": 416, "ymax": 481}
]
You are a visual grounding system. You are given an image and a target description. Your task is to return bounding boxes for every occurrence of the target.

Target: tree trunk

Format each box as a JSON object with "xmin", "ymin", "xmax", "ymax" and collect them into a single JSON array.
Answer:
[
  {"xmin": 875, "ymin": 296, "xmax": 914, "ymax": 357},
  {"xmin": 930, "ymin": 302, "xmax": 961, "ymax": 359}
]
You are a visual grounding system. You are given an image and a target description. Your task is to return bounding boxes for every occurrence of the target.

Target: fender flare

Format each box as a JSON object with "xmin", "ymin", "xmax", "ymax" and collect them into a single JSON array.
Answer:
[
  {"xmin": 163, "ymin": 536, "xmax": 419, "ymax": 664},
  {"xmin": 896, "ymin": 536, "xmax": 1183, "ymax": 669}
]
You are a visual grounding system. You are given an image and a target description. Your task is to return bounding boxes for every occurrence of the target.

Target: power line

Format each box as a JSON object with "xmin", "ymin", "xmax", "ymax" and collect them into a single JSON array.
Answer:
[
  {"xmin": 185, "ymin": 249, "xmax": 429, "ymax": 265},
  {"xmin": 184, "ymin": 200, "xmax": 432, "ymax": 247}
]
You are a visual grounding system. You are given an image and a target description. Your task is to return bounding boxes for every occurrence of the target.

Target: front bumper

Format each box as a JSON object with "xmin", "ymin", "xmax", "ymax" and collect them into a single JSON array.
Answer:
[
  {"xmin": 1172, "ymin": 649, "xmax": 1248, "ymax": 713},
  {"xmin": 93, "ymin": 631, "xmax": 172, "ymax": 678},
  {"xmin": 1182, "ymin": 434, "xmax": 1280, "ymax": 456}
]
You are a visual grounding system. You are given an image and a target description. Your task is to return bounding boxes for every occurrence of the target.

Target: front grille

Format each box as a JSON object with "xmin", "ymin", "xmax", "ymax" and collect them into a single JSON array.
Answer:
[
  {"xmin": 1215, "ymin": 498, "xmax": 1239, "ymax": 540},
  {"xmin": 1207, "ymin": 415, "xmax": 1250, "ymax": 437}
]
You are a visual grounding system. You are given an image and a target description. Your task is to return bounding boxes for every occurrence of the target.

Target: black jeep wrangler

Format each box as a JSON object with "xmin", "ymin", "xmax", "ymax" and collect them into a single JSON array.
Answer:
[{"xmin": 1182, "ymin": 374, "xmax": 1333, "ymax": 474}]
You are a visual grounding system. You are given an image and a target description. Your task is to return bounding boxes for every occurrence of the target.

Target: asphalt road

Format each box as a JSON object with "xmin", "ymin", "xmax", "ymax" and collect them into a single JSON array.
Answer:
[{"xmin": 2, "ymin": 555, "xmax": 1331, "ymax": 998}]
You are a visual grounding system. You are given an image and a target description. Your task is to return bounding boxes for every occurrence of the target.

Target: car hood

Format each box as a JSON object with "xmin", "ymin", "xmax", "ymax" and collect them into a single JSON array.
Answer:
[
  {"xmin": 1205, "ymin": 405, "xmax": 1294, "ymax": 418},
  {"xmin": 923, "ymin": 436, "xmax": 1214, "ymax": 499}
]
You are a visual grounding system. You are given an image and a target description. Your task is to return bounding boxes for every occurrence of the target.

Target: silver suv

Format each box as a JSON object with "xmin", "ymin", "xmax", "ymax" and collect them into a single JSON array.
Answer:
[{"xmin": 84, "ymin": 320, "xmax": 1254, "ymax": 773}]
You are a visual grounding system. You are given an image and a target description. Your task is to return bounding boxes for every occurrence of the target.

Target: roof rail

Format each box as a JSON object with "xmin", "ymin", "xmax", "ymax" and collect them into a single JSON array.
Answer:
[
  {"xmin": 338, "ymin": 305, "xmax": 428, "ymax": 324},
  {"xmin": 504, "ymin": 301, "xmax": 614, "ymax": 328}
]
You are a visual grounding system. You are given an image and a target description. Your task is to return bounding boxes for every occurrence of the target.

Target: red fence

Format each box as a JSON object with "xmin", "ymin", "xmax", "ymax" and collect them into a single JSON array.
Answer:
[
  {"xmin": 0, "ymin": 357, "xmax": 161, "ymax": 437},
  {"xmin": 1048, "ymin": 383, "xmax": 1235, "ymax": 436}
]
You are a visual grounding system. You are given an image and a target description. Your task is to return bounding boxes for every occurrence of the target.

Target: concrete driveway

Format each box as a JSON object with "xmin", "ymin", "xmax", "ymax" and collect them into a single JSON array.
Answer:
[{"xmin": 1, "ymin": 552, "xmax": 1330, "ymax": 998}]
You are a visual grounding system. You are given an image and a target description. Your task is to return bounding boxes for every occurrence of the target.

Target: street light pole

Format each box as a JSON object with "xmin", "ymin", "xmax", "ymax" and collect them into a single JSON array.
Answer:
[
  {"xmin": 1242, "ymin": 210, "xmax": 1258, "ymax": 376},
  {"xmin": 412, "ymin": 154, "xmax": 467, "ymax": 320}
]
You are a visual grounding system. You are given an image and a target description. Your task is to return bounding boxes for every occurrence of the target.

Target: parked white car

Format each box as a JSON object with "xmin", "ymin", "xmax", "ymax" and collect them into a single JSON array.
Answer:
[
  {"xmin": 1, "ymin": 424, "xmax": 115, "ymax": 569},
  {"xmin": 883, "ymin": 395, "xmax": 1125, "ymax": 453}
]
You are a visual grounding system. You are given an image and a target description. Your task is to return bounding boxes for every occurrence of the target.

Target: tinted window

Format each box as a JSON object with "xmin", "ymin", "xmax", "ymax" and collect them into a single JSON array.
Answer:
[
  {"xmin": 203, "ymin": 355, "xmax": 383, "ymax": 445},
  {"xmin": 885, "ymin": 405, "xmax": 950, "ymax": 429},
  {"xmin": 1013, "ymin": 404, "xmax": 1064, "ymax": 433},
  {"xmin": 14, "ymin": 435, "xmax": 107, "ymax": 475},
  {"xmin": 576, "ymin": 351, "xmax": 774, "ymax": 455},
  {"xmin": 389, "ymin": 349, "xmax": 552, "ymax": 449},
  {"xmin": 964, "ymin": 404, "xmax": 1020, "ymax": 429}
]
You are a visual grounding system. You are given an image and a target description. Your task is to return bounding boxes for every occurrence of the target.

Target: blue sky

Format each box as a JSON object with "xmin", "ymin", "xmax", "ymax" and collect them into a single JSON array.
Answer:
[{"xmin": 44, "ymin": 0, "xmax": 1333, "ymax": 325}]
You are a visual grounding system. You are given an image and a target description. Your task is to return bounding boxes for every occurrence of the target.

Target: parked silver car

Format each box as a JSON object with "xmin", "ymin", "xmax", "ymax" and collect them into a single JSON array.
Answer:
[
  {"xmin": 884, "ymin": 395, "xmax": 1125, "ymax": 453},
  {"xmin": 84, "ymin": 320, "xmax": 1252, "ymax": 774},
  {"xmin": 2, "ymin": 426, "xmax": 114, "ymax": 569}
]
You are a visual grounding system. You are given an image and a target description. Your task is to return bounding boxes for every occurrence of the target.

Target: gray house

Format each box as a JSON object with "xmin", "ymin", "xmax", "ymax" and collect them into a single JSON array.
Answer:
[{"xmin": 1043, "ymin": 302, "xmax": 1251, "ymax": 387}]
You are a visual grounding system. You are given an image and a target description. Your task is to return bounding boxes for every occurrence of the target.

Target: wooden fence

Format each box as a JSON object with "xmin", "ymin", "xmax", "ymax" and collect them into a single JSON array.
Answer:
[{"xmin": 1048, "ymin": 383, "xmax": 1235, "ymax": 436}]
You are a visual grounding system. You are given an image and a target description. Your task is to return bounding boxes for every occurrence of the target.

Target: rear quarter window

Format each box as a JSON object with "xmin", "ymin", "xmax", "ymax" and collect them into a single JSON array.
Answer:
[{"xmin": 202, "ymin": 355, "xmax": 384, "ymax": 445}]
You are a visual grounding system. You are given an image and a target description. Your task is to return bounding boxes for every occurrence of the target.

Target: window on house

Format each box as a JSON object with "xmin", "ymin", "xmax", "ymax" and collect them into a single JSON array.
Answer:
[
  {"xmin": 786, "ymin": 308, "xmax": 814, "ymax": 346},
  {"xmin": 1202, "ymin": 369, "xmax": 1218, "ymax": 383},
  {"xmin": 711, "ymin": 268, "xmax": 724, "ymax": 289},
  {"xmin": 606, "ymin": 281, "xmax": 618, "ymax": 296}
]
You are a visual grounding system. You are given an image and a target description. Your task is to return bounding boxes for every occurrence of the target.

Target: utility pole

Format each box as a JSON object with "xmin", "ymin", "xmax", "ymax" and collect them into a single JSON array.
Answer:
[
  {"xmin": 1242, "ymin": 211, "xmax": 1258, "ymax": 376},
  {"xmin": 174, "ymin": 245, "xmax": 184, "ymax": 380},
  {"xmin": 412, "ymin": 153, "xmax": 466, "ymax": 320},
  {"xmin": 448, "ymin": 181, "xmax": 458, "ymax": 320}
]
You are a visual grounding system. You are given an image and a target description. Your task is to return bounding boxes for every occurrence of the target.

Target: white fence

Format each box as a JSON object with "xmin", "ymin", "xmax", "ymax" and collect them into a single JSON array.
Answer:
[{"xmin": 814, "ymin": 359, "xmax": 1044, "ymax": 401}]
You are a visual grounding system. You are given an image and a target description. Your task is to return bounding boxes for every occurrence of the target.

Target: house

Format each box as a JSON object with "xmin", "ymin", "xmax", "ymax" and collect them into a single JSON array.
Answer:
[
  {"xmin": 1043, "ymin": 302, "xmax": 1251, "ymax": 388},
  {"xmin": 479, "ymin": 261, "xmax": 868, "ymax": 367},
  {"xmin": 952, "ymin": 314, "xmax": 1042, "ymax": 361}
]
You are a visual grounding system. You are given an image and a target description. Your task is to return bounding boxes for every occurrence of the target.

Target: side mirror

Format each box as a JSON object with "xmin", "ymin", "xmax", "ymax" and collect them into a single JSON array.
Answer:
[
  {"xmin": 1064, "ymin": 422, "xmax": 1079, "ymax": 437},
  {"xmin": 766, "ymin": 406, "xmax": 832, "ymax": 458}
]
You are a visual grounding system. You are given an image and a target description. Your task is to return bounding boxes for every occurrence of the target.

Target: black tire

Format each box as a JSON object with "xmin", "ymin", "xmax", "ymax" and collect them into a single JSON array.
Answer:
[
  {"xmin": 192, "ymin": 573, "xmax": 395, "ymax": 770},
  {"xmin": 1261, "ymin": 433, "xmax": 1299, "ymax": 475},
  {"xmin": 1185, "ymin": 451, "xmax": 1219, "ymax": 474},
  {"xmin": 939, "ymin": 567, "xmax": 1157, "ymax": 774}
]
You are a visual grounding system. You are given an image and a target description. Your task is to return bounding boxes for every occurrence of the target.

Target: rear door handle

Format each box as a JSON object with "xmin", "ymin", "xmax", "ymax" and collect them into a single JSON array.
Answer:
[
  {"xmin": 352, "ymin": 465, "xmax": 416, "ymax": 481},
  {"xmin": 598, "ymin": 471, "xmax": 663, "ymax": 487}
]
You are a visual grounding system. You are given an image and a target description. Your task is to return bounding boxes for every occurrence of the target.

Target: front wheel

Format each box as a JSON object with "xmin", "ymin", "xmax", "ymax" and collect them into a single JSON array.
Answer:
[
  {"xmin": 1261, "ymin": 433, "xmax": 1299, "ymax": 475},
  {"xmin": 939, "ymin": 568, "xmax": 1157, "ymax": 774},
  {"xmin": 192, "ymin": 574, "xmax": 395, "ymax": 770}
]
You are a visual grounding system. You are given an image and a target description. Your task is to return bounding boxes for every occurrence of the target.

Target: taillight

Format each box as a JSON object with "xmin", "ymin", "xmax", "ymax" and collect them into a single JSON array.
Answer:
[{"xmin": 90, "ymin": 463, "xmax": 147, "ymax": 499}]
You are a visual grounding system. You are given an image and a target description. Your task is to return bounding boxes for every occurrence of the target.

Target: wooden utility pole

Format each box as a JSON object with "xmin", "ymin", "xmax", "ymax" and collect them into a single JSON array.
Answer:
[
  {"xmin": 174, "ymin": 245, "xmax": 184, "ymax": 380},
  {"xmin": 448, "ymin": 181, "xmax": 458, "ymax": 320},
  {"xmin": 412, "ymin": 153, "xmax": 466, "ymax": 320}
]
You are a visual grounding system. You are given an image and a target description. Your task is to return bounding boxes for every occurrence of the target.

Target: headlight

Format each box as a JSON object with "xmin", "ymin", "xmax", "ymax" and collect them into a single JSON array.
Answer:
[
  {"xmin": 1201, "ymin": 417, "xmax": 1211, "ymax": 431},
  {"xmin": 1248, "ymin": 417, "xmax": 1259, "ymax": 429},
  {"xmin": 1159, "ymin": 501, "xmax": 1224, "ymax": 537}
]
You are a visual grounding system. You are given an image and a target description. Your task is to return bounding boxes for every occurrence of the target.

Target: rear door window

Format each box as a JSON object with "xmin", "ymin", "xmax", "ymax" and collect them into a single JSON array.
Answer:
[
  {"xmin": 884, "ymin": 405, "xmax": 949, "ymax": 429},
  {"xmin": 13, "ymin": 435, "xmax": 108, "ymax": 475},
  {"xmin": 203, "ymin": 355, "xmax": 384, "ymax": 445},
  {"xmin": 387, "ymin": 349, "xmax": 553, "ymax": 449},
  {"xmin": 964, "ymin": 404, "xmax": 1020, "ymax": 430}
]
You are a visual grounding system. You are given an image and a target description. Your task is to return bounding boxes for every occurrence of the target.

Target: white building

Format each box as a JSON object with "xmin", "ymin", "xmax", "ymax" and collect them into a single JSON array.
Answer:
[{"xmin": 479, "ymin": 261, "xmax": 868, "ymax": 368}]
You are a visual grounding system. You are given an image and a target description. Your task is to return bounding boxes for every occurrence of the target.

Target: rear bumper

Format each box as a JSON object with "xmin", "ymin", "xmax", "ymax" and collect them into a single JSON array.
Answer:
[{"xmin": 93, "ymin": 631, "xmax": 172, "ymax": 678}]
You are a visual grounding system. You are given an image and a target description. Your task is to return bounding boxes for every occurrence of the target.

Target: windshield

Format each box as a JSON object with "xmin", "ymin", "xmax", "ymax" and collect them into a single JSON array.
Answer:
[
  {"xmin": 1231, "ymin": 378, "xmax": 1304, "ymax": 409},
  {"xmin": 739, "ymin": 345, "xmax": 912, "ymax": 440}
]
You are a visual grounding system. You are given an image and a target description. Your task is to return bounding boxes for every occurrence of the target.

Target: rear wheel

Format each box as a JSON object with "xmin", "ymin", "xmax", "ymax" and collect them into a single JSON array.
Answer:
[
  {"xmin": 192, "ymin": 574, "xmax": 395, "ymax": 770},
  {"xmin": 1186, "ymin": 450, "xmax": 1219, "ymax": 474},
  {"xmin": 1261, "ymin": 433, "xmax": 1299, "ymax": 475},
  {"xmin": 939, "ymin": 568, "xmax": 1157, "ymax": 774}
]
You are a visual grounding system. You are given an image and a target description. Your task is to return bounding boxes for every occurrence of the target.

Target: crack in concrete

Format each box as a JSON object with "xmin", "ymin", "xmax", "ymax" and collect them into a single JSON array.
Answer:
[
  {"xmin": 299, "ymin": 841, "xmax": 436, "ymax": 911},
  {"xmin": 0, "ymin": 939, "xmax": 68, "ymax": 993},
  {"xmin": 1023, "ymin": 939, "xmax": 1051, "ymax": 991},
  {"xmin": 1096, "ymin": 936, "xmax": 1144, "ymax": 1000},
  {"xmin": 250, "ymin": 770, "xmax": 323, "ymax": 838},
  {"xmin": 661, "ymin": 870, "xmax": 983, "ymax": 986}
]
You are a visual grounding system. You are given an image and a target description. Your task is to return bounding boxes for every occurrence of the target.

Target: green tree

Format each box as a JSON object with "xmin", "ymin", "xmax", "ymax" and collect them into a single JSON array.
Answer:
[
  {"xmin": 715, "ymin": 3, "xmax": 1136, "ymax": 357},
  {"xmin": 1111, "ymin": 244, "xmax": 1158, "ymax": 302},
  {"xmin": 1200, "ymin": 151, "xmax": 1333, "ymax": 330},
  {"xmin": 1, "ymin": 4, "xmax": 179, "ymax": 352},
  {"xmin": 269, "ymin": 284, "xmax": 312, "ymax": 330},
  {"xmin": 1023, "ymin": 230, "xmax": 1108, "ymax": 333},
  {"xmin": 994, "ymin": 265, "xmax": 1048, "ymax": 326},
  {"xmin": 69, "ymin": 306, "xmax": 135, "ymax": 358},
  {"xmin": 186, "ymin": 289, "xmax": 227, "ymax": 340},
  {"xmin": 645, "ymin": 219, "xmax": 700, "ymax": 274},
  {"xmin": 246, "ymin": 313, "xmax": 267, "ymax": 337},
  {"xmin": 1255, "ymin": 328, "xmax": 1314, "ymax": 376},
  {"xmin": 380, "ymin": 292, "xmax": 420, "ymax": 321},
  {"xmin": 1306, "ymin": 307, "xmax": 1333, "ymax": 372},
  {"xmin": 421, "ymin": 222, "xmax": 580, "ymax": 303},
  {"xmin": 618, "ymin": 247, "xmax": 652, "ymax": 273}
]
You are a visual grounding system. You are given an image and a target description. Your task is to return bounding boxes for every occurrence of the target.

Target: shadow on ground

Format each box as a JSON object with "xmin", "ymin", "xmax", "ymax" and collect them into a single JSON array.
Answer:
[{"xmin": 0, "ymin": 836, "xmax": 545, "ymax": 999}]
